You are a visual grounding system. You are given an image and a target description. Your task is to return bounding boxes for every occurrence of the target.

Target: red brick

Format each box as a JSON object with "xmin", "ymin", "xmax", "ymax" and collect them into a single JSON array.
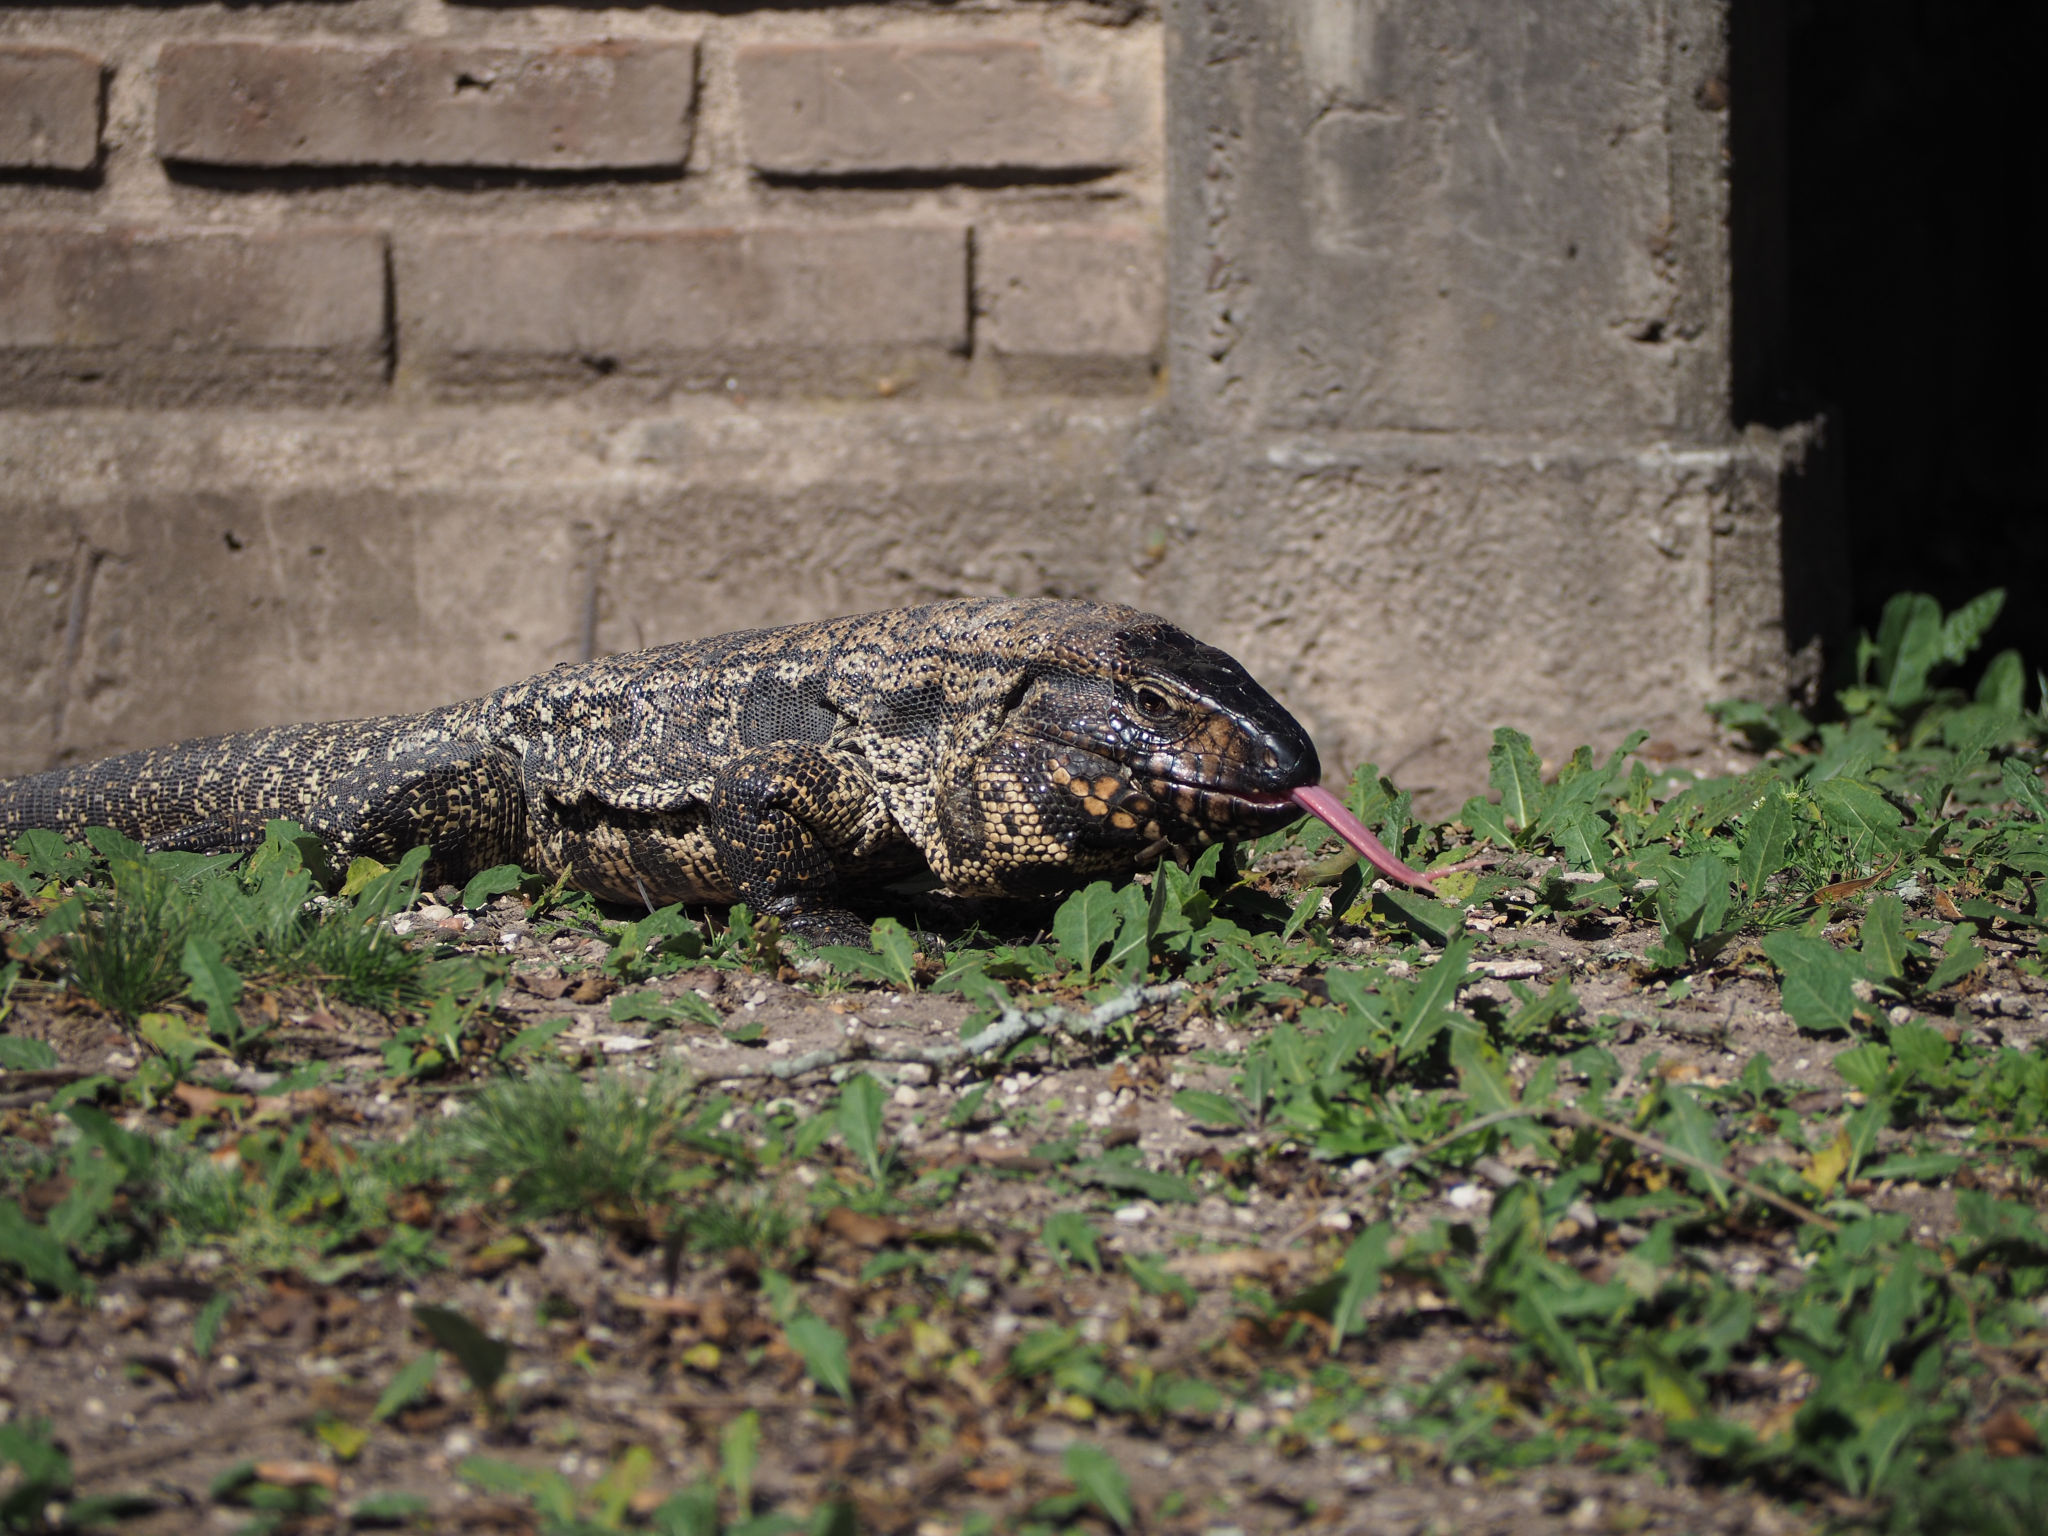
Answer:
[
  {"xmin": 0, "ymin": 47, "xmax": 102, "ymax": 171},
  {"xmin": 0, "ymin": 225, "xmax": 387, "ymax": 404},
  {"xmin": 977, "ymin": 225, "xmax": 1163, "ymax": 358},
  {"xmin": 155, "ymin": 40, "xmax": 697, "ymax": 170},
  {"xmin": 398, "ymin": 225, "xmax": 966, "ymax": 375},
  {"xmin": 737, "ymin": 41, "xmax": 1120, "ymax": 176}
]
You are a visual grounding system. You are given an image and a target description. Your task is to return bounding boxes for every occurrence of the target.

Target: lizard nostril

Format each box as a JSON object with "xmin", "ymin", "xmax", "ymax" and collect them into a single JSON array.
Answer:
[{"xmin": 1262, "ymin": 746, "xmax": 1279, "ymax": 769}]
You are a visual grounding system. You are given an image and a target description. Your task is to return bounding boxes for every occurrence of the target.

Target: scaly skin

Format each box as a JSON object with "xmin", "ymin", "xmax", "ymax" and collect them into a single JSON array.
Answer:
[{"xmin": 0, "ymin": 599, "xmax": 1352, "ymax": 939}]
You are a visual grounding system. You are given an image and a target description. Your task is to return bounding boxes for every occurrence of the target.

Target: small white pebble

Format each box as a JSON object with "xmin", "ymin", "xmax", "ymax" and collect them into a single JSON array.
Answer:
[
  {"xmin": 1445, "ymin": 1183, "xmax": 1486, "ymax": 1211},
  {"xmin": 892, "ymin": 1084, "xmax": 921, "ymax": 1108},
  {"xmin": 416, "ymin": 905, "xmax": 453, "ymax": 922},
  {"xmin": 444, "ymin": 1430, "xmax": 474, "ymax": 1459},
  {"xmin": 600, "ymin": 1036, "xmax": 652, "ymax": 1054},
  {"xmin": 765, "ymin": 1039, "xmax": 796, "ymax": 1056},
  {"xmin": 437, "ymin": 1097, "xmax": 464, "ymax": 1118},
  {"xmin": 1113, "ymin": 1203, "xmax": 1153, "ymax": 1225},
  {"xmin": 896, "ymin": 1062, "xmax": 932, "ymax": 1087}
]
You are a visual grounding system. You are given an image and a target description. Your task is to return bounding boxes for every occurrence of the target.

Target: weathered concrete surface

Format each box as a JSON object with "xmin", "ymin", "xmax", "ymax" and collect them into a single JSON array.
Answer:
[
  {"xmin": 1168, "ymin": 0, "xmax": 1734, "ymax": 440},
  {"xmin": 0, "ymin": 0, "xmax": 1818, "ymax": 810},
  {"xmin": 0, "ymin": 404, "xmax": 1804, "ymax": 808}
]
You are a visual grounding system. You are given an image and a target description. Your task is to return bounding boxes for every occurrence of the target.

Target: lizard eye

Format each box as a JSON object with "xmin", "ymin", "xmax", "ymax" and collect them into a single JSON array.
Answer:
[{"xmin": 1132, "ymin": 684, "xmax": 1175, "ymax": 722}]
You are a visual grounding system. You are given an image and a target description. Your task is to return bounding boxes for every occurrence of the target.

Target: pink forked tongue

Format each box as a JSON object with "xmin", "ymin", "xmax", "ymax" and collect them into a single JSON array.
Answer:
[{"xmin": 1290, "ymin": 784, "xmax": 1441, "ymax": 893}]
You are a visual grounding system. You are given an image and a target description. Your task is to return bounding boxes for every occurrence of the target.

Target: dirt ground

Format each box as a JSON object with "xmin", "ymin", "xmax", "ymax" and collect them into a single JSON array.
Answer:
[{"xmin": 4, "ymin": 882, "xmax": 2045, "ymax": 1535}]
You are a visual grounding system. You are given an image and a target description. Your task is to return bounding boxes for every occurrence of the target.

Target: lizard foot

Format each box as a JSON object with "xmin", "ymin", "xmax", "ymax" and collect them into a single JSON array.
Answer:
[{"xmin": 774, "ymin": 907, "xmax": 879, "ymax": 948}]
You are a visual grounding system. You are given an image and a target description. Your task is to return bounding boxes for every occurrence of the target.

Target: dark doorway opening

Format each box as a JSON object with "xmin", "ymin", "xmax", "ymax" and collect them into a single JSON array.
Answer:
[{"xmin": 1763, "ymin": 2, "xmax": 2048, "ymax": 680}]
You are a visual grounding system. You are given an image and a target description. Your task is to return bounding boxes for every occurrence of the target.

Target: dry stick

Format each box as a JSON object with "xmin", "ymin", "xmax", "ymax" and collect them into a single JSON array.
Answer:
[
  {"xmin": 690, "ymin": 983, "xmax": 1187, "ymax": 1084},
  {"xmin": 1339, "ymin": 1104, "xmax": 1840, "ymax": 1235}
]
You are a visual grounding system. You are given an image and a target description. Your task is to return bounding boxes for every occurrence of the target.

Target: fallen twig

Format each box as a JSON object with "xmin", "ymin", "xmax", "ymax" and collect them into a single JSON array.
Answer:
[
  {"xmin": 690, "ymin": 983, "xmax": 1186, "ymax": 1083},
  {"xmin": 1338, "ymin": 1103, "xmax": 1840, "ymax": 1234}
]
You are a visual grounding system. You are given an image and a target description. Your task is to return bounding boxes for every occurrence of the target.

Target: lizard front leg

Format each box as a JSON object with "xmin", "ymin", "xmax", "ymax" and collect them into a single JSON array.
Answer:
[{"xmin": 705, "ymin": 744, "xmax": 892, "ymax": 943}]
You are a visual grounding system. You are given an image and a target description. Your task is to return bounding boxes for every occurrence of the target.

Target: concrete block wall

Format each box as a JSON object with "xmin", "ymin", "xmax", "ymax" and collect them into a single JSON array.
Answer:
[
  {"xmin": 2, "ymin": 0, "xmax": 1813, "ymax": 811},
  {"xmin": 0, "ymin": 6, "xmax": 1163, "ymax": 410}
]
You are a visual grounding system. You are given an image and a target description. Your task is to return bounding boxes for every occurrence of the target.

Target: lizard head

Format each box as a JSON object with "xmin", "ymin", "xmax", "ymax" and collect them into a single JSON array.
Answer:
[
  {"xmin": 947, "ymin": 603, "xmax": 1439, "ymax": 897},
  {"xmin": 998, "ymin": 613, "xmax": 1321, "ymax": 864}
]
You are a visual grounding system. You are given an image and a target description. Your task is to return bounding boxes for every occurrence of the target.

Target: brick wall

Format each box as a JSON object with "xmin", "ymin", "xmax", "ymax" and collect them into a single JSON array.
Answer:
[{"xmin": 0, "ymin": 3, "xmax": 1163, "ymax": 408}]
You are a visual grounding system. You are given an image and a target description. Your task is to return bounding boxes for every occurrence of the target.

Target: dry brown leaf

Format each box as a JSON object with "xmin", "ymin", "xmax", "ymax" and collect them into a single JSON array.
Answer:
[
  {"xmin": 252, "ymin": 1460, "xmax": 340, "ymax": 1491},
  {"xmin": 615, "ymin": 1292, "xmax": 699, "ymax": 1317},
  {"xmin": 1983, "ymin": 1405, "xmax": 2042, "ymax": 1457},
  {"xmin": 1167, "ymin": 1249, "xmax": 1307, "ymax": 1288},
  {"xmin": 824, "ymin": 1207, "xmax": 905, "ymax": 1248},
  {"xmin": 171, "ymin": 1083, "xmax": 248, "ymax": 1118}
]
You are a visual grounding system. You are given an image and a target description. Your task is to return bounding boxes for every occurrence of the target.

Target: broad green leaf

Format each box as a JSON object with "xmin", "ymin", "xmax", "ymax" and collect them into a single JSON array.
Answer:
[
  {"xmin": 457, "ymin": 1457, "xmax": 575, "ymax": 1521},
  {"xmin": 1371, "ymin": 888, "xmax": 1462, "ymax": 944},
  {"xmin": 1458, "ymin": 796, "xmax": 1516, "ymax": 849},
  {"xmin": 1977, "ymin": 648, "xmax": 2027, "ymax": 712},
  {"xmin": 1763, "ymin": 930, "xmax": 1864, "ymax": 1034},
  {"xmin": 371, "ymin": 1352, "xmax": 439, "ymax": 1422},
  {"xmin": 1393, "ymin": 933, "xmax": 1473, "ymax": 1058},
  {"xmin": 1844, "ymin": 1095, "xmax": 1890, "ymax": 1181},
  {"xmin": 0, "ymin": 1198, "xmax": 83, "ymax": 1296},
  {"xmin": 1872, "ymin": 591, "xmax": 1943, "ymax": 706},
  {"xmin": 1923, "ymin": 922, "xmax": 1986, "ymax": 993},
  {"xmin": 1832, "ymin": 1042, "xmax": 1894, "ymax": 1098},
  {"xmin": 2003, "ymin": 759, "xmax": 2048, "ymax": 821},
  {"xmin": 1122, "ymin": 1251, "xmax": 1195, "ymax": 1305},
  {"xmin": 413, "ymin": 1305, "xmax": 508, "ymax": 1398},
  {"xmin": 1545, "ymin": 803, "xmax": 1608, "ymax": 868},
  {"xmin": 785, "ymin": 1314, "xmax": 852, "ymax": 1400},
  {"xmin": 458, "ymin": 864, "xmax": 524, "ymax": 910},
  {"xmin": 1858, "ymin": 893, "xmax": 1911, "ymax": 984},
  {"xmin": 352, "ymin": 1492, "xmax": 431, "ymax": 1523},
  {"xmin": 1637, "ymin": 1345, "xmax": 1706, "ymax": 1423},
  {"xmin": 652, "ymin": 1484, "xmax": 720, "ymax": 1536},
  {"xmin": 1172, "ymin": 1089, "xmax": 1248, "ymax": 1129},
  {"xmin": 1813, "ymin": 781, "xmax": 1908, "ymax": 860},
  {"xmin": 838, "ymin": 1073, "xmax": 887, "ymax": 1182},
  {"xmin": 1062, "ymin": 1443, "xmax": 1134, "ymax": 1532},
  {"xmin": 1487, "ymin": 727, "xmax": 1547, "ymax": 834},
  {"xmin": 314, "ymin": 1419, "xmax": 368, "ymax": 1463},
  {"xmin": 1938, "ymin": 587, "xmax": 2004, "ymax": 665},
  {"xmin": 0, "ymin": 1036, "xmax": 58, "ymax": 1071},
  {"xmin": 1451, "ymin": 1032, "xmax": 1518, "ymax": 1118},
  {"xmin": 1657, "ymin": 1087, "xmax": 1729, "ymax": 1205},
  {"xmin": 867, "ymin": 917, "xmax": 920, "ymax": 989},
  {"xmin": 339, "ymin": 855, "xmax": 388, "ymax": 900},
  {"xmin": 1280, "ymin": 886, "xmax": 1326, "ymax": 943},
  {"xmin": 180, "ymin": 935, "xmax": 245, "ymax": 1045},
  {"xmin": 1804, "ymin": 1130, "xmax": 1852, "ymax": 1196},
  {"xmin": 1861, "ymin": 1151, "xmax": 1961, "ymax": 1182},
  {"xmin": 1737, "ymin": 791, "xmax": 1794, "ymax": 897},
  {"xmin": 193, "ymin": 1292, "xmax": 231, "ymax": 1359},
  {"xmin": 1069, "ymin": 1159, "xmax": 1196, "ymax": 1204},
  {"xmin": 1052, "ymin": 881, "xmax": 1120, "ymax": 978},
  {"xmin": 720, "ymin": 1411, "xmax": 761, "ymax": 1517},
  {"xmin": 1042, "ymin": 1211, "xmax": 1102, "ymax": 1273},
  {"xmin": 1329, "ymin": 1221, "xmax": 1394, "ymax": 1352}
]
